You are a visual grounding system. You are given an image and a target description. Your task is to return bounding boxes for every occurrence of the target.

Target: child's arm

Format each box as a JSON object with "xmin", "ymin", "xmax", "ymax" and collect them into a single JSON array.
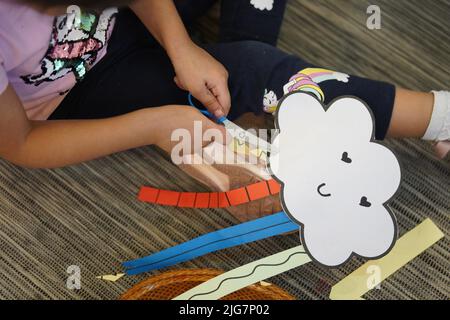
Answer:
[
  {"xmin": 0, "ymin": 85, "xmax": 226, "ymax": 169},
  {"xmin": 130, "ymin": 0, "xmax": 231, "ymax": 119}
]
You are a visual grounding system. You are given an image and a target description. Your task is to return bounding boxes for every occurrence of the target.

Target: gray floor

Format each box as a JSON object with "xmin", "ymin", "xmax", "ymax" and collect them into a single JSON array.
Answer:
[{"xmin": 0, "ymin": 0, "xmax": 449, "ymax": 299}]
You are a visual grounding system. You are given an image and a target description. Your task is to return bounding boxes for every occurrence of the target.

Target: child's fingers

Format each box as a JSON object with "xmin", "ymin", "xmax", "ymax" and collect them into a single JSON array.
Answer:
[
  {"xmin": 202, "ymin": 120, "xmax": 231, "ymax": 148},
  {"xmin": 173, "ymin": 76, "xmax": 186, "ymax": 90},
  {"xmin": 212, "ymin": 80, "xmax": 231, "ymax": 116},
  {"xmin": 193, "ymin": 86, "xmax": 224, "ymax": 119}
]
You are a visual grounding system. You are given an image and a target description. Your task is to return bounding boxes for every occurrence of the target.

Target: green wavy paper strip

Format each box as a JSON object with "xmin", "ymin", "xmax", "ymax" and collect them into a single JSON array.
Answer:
[{"xmin": 173, "ymin": 246, "xmax": 311, "ymax": 300}]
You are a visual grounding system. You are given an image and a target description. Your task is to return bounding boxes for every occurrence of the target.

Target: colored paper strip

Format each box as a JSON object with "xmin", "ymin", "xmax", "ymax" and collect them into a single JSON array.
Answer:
[
  {"xmin": 173, "ymin": 246, "xmax": 311, "ymax": 300},
  {"xmin": 96, "ymin": 273, "xmax": 125, "ymax": 282},
  {"xmin": 138, "ymin": 179, "xmax": 280, "ymax": 208},
  {"xmin": 123, "ymin": 212, "xmax": 298, "ymax": 275},
  {"xmin": 330, "ymin": 218, "xmax": 444, "ymax": 300}
]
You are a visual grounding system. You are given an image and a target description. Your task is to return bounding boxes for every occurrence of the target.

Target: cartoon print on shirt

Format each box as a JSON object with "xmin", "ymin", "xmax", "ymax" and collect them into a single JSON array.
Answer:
[
  {"xmin": 263, "ymin": 68, "xmax": 351, "ymax": 114},
  {"xmin": 283, "ymin": 68, "xmax": 350, "ymax": 100},
  {"xmin": 263, "ymin": 89, "xmax": 279, "ymax": 113},
  {"xmin": 22, "ymin": 8, "xmax": 117, "ymax": 86},
  {"xmin": 250, "ymin": 0, "xmax": 274, "ymax": 11}
]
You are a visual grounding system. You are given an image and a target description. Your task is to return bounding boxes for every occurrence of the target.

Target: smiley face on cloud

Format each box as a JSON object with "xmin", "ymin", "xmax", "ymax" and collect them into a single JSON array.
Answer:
[{"xmin": 269, "ymin": 92, "xmax": 401, "ymax": 267}]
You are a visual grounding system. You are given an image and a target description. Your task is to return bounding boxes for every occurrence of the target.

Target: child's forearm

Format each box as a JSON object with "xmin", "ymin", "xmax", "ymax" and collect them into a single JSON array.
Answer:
[
  {"xmin": 130, "ymin": 0, "xmax": 193, "ymax": 58},
  {"xmin": 9, "ymin": 107, "xmax": 165, "ymax": 169},
  {"xmin": 387, "ymin": 88, "xmax": 434, "ymax": 138}
]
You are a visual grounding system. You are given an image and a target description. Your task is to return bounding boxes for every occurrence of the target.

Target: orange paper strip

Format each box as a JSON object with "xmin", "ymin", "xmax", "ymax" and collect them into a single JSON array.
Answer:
[{"xmin": 139, "ymin": 180, "xmax": 281, "ymax": 209}]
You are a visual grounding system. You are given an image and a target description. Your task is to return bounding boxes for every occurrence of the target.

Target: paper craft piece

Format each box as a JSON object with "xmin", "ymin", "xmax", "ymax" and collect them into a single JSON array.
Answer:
[
  {"xmin": 231, "ymin": 137, "xmax": 269, "ymax": 162},
  {"xmin": 270, "ymin": 92, "xmax": 402, "ymax": 267},
  {"xmin": 96, "ymin": 273, "xmax": 125, "ymax": 282},
  {"xmin": 330, "ymin": 219, "xmax": 444, "ymax": 300},
  {"xmin": 123, "ymin": 212, "xmax": 298, "ymax": 275},
  {"xmin": 174, "ymin": 246, "xmax": 311, "ymax": 300},
  {"xmin": 138, "ymin": 179, "xmax": 281, "ymax": 208},
  {"xmin": 250, "ymin": 0, "xmax": 274, "ymax": 11}
]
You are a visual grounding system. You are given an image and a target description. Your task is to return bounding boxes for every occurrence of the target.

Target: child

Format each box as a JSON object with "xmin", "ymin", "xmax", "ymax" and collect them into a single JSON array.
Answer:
[{"xmin": 0, "ymin": 0, "xmax": 448, "ymax": 172}]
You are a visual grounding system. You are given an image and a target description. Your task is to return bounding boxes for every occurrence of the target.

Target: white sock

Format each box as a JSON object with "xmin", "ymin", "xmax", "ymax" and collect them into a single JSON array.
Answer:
[{"xmin": 423, "ymin": 91, "xmax": 450, "ymax": 141}]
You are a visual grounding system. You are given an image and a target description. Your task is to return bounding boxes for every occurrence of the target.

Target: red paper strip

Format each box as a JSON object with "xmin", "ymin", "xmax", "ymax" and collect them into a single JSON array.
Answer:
[
  {"xmin": 218, "ymin": 193, "xmax": 231, "ymax": 208},
  {"xmin": 268, "ymin": 179, "xmax": 282, "ymax": 195},
  {"xmin": 138, "ymin": 179, "xmax": 281, "ymax": 209},
  {"xmin": 178, "ymin": 193, "xmax": 196, "ymax": 208},
  {"xmin": 246, "ymin": 181, "xmax": 270, "ymax": 201},
  {"xmin": 195, "ymin": 193, "xmax": 210, "ymax": 208},
  {"xmin": 157, "ymin": 190, "xmax": 180, "ymax": 206},
  {"xmin": 209, "ymin": 193, "xmax": 219, "ymax": 208},
  {"xmin": 226, "ymin": 188, "xmax": 250, "ymax": 206}
]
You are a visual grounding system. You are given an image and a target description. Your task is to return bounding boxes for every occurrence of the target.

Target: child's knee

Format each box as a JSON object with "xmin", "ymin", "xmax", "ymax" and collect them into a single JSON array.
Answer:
[{"xmin": 233, "ymin": 40, "xmax": 284, "ymax": 64}]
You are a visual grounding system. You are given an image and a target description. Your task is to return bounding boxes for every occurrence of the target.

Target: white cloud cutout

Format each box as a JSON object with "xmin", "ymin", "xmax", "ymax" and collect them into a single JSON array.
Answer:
[
  {"xmin": 269, "ymin": 93, "xmax": 401, "ymax": 267},
  {"xmin": 250, "ymin": 0, "xmax": 274, "ymax": 11}
]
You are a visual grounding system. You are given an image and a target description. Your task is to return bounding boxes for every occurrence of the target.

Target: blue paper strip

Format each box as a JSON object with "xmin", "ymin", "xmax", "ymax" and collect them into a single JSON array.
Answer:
[
  {"xmin": 124, "ymin": 212, "xmax": 289, "ymax": 269},
  {"xmin": 123, "ymin": 212, "xmax": 298, "ymax": 275}
]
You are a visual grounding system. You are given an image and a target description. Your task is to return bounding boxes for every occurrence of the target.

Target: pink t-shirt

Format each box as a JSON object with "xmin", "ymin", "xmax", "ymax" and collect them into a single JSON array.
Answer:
[{"xmin": 0, "ymin": 1, "xmax": 117, "ymax": 120}]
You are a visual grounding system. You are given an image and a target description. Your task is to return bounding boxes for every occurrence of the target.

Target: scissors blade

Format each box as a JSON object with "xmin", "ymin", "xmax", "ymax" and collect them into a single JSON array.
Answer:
[{"xmin": 222, "ymin": 119, "xmax": 278, "ymax": 155}]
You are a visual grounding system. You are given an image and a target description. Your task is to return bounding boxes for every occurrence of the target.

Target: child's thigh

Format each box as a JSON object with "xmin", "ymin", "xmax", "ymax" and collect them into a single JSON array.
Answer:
[{"xmin": 51, "ymin": 47, "xmax": 190, "ymax": 120}]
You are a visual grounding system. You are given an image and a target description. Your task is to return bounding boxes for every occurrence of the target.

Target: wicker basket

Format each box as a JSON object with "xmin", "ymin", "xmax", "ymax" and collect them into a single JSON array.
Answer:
[{"xmin": 120, "ymin": 269, "xmax": 295, "ymax": 300}]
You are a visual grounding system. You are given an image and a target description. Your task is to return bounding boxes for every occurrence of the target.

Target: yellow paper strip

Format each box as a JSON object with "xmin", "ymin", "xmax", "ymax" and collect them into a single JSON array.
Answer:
[
  {"xmin": 96, "ymin": 273, "xmax": 126, "ymax": 282},
  {"xmin": 330, "ymin": 219, "xmax": 444, "ymax": 300},
  {"xmin": 231, "ymin": 139, "xmax": 268, "ymax": 162},
  {"xmin": 173, "ymin": 246, "xmax": 311, "ymax": 300}
]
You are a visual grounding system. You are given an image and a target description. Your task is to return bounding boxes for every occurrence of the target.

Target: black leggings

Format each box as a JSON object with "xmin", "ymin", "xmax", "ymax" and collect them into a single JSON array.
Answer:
[{"xmin": 50, "ymin": 1, "xmax": 395, "ymax": 140}]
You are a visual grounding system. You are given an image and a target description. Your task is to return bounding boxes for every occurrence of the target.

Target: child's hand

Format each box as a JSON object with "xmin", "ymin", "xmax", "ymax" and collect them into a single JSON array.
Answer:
[
  {"xmin": 130, "ymin": 0, "xmax": 230, "ymax": 117},
  {"xmin": 171, "ymin": 43, "xmax": 231, "ymax": 119},
  {"xmin": 155, "ymin": 105, "xmax": 231, "ymax": 156}
]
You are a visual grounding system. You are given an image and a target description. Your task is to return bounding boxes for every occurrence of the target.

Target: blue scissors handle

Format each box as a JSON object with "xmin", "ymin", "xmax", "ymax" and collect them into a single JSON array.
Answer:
[{"xmin": 188, "ymin": 93, "xmax": 227, "ymax": 124}]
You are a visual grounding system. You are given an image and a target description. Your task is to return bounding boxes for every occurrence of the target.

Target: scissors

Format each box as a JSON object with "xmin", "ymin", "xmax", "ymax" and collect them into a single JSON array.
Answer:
[{"xmin": 188, "ymin": 93, "xmax": 277, "ymax": 155}]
